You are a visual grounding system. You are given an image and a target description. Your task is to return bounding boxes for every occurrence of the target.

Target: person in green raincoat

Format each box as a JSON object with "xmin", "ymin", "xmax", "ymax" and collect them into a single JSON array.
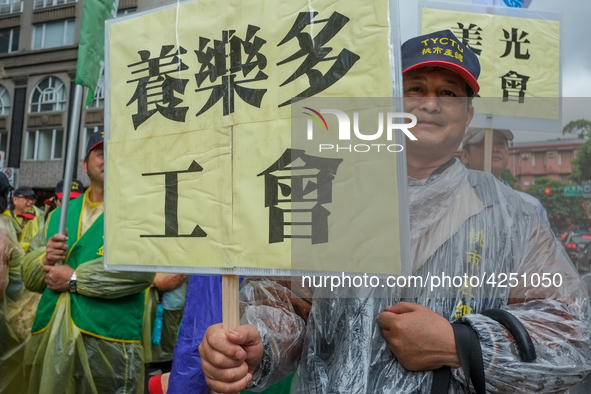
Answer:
[{"xmin": 22, "ymin": 131, "xmax": 154, "ymax": 394}]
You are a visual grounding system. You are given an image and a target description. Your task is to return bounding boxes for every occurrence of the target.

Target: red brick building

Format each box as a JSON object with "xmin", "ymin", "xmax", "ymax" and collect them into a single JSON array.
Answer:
[{"xmin": 508, "ymin": 138, "xmax": 584, "ymax": 190}]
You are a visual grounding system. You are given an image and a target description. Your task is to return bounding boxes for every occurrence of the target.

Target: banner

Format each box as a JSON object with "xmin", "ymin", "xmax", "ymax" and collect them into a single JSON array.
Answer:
[
  {"xmin": 75, "ymin": 0, "xmax": 119, "ymax": 104},
  {"xmin": 422, "ymin": 6, "xmax": 560, "ymax": 121},
  {"xmin": 105, "ymin": 0, "xmax": 405, "ymax": 275}
]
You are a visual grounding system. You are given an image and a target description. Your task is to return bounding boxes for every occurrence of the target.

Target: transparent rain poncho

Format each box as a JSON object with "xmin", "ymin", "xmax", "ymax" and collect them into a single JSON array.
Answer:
[
  {"xmin": 21, "ymin": 255, "xmax": 154, "ymax": 394},
  {"xmin": 241, "ymin": 160, "xmax": 591, "ymax": 394},
  {"xmin": 0, "ymin": 215, "xmax": 41, "ymax": 394},
  {"xmin": 142, "ymin": 273, "xmax": 187, "ymax": 364},
  {"xmin": 19, "ymin": 214, "xmax": 42, "ymax": 252},
  {"xmin": 26, "ymin": 226, "xmax": 48, "ymax": 254}
]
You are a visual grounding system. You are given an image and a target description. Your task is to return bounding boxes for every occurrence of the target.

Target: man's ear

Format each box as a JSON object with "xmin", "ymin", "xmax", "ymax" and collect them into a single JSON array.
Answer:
[
  {"xmin": 459, "ymin": 149, "xmax": 470, "ymax": 166},
  {"xmin": 465, "ymin": 105, "xmax": 475, "ymax": 131},
  {"xmin": 83, "ymin": 159, "xmax": 88, "ymax": 174}
]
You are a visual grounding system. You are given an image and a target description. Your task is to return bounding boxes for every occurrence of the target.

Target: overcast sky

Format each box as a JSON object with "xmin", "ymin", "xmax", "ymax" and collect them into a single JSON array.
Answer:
[{"xmin": 397, "ymin": 0, "xmax": 591, "ymax": 142}]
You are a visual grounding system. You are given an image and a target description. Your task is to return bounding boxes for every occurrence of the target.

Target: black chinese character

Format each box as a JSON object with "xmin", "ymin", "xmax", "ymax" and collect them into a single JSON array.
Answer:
[
  {"xmin": 194, "ymin": 25, "xmax": 268, "ymax": 117},
  {"xmin": 127, "ymin": 45, "xmax": 190, "ymax": 130},
  {"xmin": 452, "ymin": 22, "xmax": 483, "ymax": 56},
  {"xmin": 258, "ymin": 149, "xmax": 342, "ymax": 244},
  {"xmin": 277, "ymin": 12, "xmax": 360, "ymax": 107},
  {"xmin": 500, "ymin": 28, "xmax": 530, "ymax": 59},
  {"xmin": 500, "ymin": 71, "xmax": 530, "ymax": 103},
  {"xmin": 141, "ymin": 161, "xmax": 207, "ymax": 238}
]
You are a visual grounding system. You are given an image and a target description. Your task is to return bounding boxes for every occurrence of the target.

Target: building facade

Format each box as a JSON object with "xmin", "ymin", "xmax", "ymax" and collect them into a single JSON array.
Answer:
[
  {"xmin": 508, "ymin": 138, "xmax": 584, "ymax": 190},
  {"xmin": 0, "ymin": 0, "xmax": 145, "ymax": 195},
  {"xmin": 1, "ymin": 1, "xmax": 587, "ymax": 197}
]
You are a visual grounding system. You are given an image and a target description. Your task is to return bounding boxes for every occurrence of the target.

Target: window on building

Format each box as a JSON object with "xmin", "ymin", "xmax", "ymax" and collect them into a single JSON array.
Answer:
[
  {"xmin": 30, "ymin": 76, "xmax": 67, "ymax": 113},
  {"xmin": 0, "ymin": 0, "xmax": 23, "ymax": 15},
  {"xmin": 524, "ymin": 181, "xmax": 530, "ymax": 186},
  {"xmin": 531, "ymin": 153, "xmax": 535, "ymax": 167},
  {"xmin": 87, "ymin": 63, "xmax": 104, "ymax": 109},
  {"xmin": 117, "ymin": 8, "xmax": 136, "ymax": 17},
  {"xmin": 0, "ymin": 85, "xmax": 11, "ymax": 115},
  {"xmin": 559, "ymin": 175, "xmax": 562, "ymax": 181},
  {"xmin": 0, "ymin": 27, "xmax": 18, "ymax": 53},
  {"xmin": 558, "ymin": 152, "xmax": 562, "ymax": 165},
  {"xmin": 32, "ymin": 19, "xmax": 75, "ymax": 49},
  {"xmin": 33, "ymin": 0, "xmax": 76, "ymax": 9},
  {"xmin": 81, "ymin": 125, "xmax": 102, "ymax": 157},
  {"xmin": 0, "ymin": 131, "xmax": 7, "ymax": 159},
  {"xmin": 24, "ymin": 129, "xmax": 64, "ymax": 161}
]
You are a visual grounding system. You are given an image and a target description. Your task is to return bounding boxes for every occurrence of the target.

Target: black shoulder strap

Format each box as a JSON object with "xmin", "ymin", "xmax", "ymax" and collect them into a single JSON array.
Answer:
[
  {"xmin": 430, "ymin": 366, "xmax": 451, "ymax": 394},
  {"xmin": 430, "ymin": 309, "xmax": 536, "ymax": 394},
  {"xmin": 430, "ymin": 323, "xmax": 485, "ymax": 394},
  {"xmin": 481, "ymin": 309, "xmax": 536, "ymax": 362}
]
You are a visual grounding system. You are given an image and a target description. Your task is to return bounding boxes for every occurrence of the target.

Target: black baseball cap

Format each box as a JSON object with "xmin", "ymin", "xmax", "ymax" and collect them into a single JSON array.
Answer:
[
  {"xmin": 14, "ymin": 186, "xmax": 35, "ymax": 197},
  {"xmin": 56, "ymin": 179, "xmax": 84, "ymax": 199},
  {"xmin": 402, "ymin": 29, "xmax": 481, "ymax": 95},
  {"xmin": 0, "ymin": 173, "xmax": 11, "ymax": 195},
  {"xmin": 85, "ymin": 130, "xmax": 104, "ymax": 157}
]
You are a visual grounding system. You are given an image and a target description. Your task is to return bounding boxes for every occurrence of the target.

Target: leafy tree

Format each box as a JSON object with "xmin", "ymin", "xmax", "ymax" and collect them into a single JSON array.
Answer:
[
  {"xmin": 526, "ymin": 176, "xmax": 589, "ymax": 231},
  {"xmin": 563, "ymin": 118, "xmax": 591, "ymax": 184},
  {"xmin": 501, "ymin": 168, "xmax": 518, "ymax": 189},
  {"xmin": 569, "ymin": 139, "xmax": 591, "ymax": 184},
  {"xmin": 563, "ymin": 119, "xmax": 591, "ymax": 139}
]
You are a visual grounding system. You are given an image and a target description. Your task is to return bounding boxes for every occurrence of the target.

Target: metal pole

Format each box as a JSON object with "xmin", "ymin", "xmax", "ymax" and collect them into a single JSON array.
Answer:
[{"xmin": 58, "ymin": 83, "xmax": 84, "ymax": 236}]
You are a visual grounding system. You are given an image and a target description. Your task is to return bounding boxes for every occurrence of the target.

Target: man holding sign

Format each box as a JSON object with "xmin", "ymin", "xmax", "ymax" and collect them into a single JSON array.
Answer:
[{"xmin": 199, "ymin": 30, "xmax": 590, "ymax": 393}]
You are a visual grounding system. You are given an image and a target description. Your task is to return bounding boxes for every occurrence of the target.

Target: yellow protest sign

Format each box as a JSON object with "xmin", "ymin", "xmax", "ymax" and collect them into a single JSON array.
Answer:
[
  {"xmin": 422, "ymin": 7, "xmax": 560, "ymax": 119},
  {"xmin": 105, "ymin": 0, "xmax": 403, "ymax": 275},
  {"xmin": 108, "ymin": 0, "xmax": 393, "ymax": 141}
]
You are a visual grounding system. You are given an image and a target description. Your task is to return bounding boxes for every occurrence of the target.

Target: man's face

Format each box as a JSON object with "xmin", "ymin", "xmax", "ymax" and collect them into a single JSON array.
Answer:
[
  {"xmin": 83, "ymin": 144, "xmax": 104, "ymax": 184},
  {"xmin": 460, "ymin": 131, "xmax": 509, "ymax": 178},
  {"xmin": 403, "ymin": 68, "xmax": 474, "ymax": 158},
  {"xmin": 12, "ymin": 195, "xmax": 35, "ymax": 213}
]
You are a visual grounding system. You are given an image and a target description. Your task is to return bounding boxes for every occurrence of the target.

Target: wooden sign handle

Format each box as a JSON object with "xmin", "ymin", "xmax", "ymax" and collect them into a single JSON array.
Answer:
[
  {"xmin": 222, "ymin": 275, "xmax": 240, "ymax": 394},
  {"xmin": 222, "ymin": 275, "xmax": 240, "ymax": 331},
  {"xmin": 484, "ymin": 128, "xmax": 493, "ymax": 174}
]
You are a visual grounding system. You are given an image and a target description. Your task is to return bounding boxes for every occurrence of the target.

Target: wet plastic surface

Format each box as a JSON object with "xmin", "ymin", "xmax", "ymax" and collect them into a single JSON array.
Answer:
[{"xmin": 242, "ymin": 161, "xmax": 591, "ymax": 393}]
